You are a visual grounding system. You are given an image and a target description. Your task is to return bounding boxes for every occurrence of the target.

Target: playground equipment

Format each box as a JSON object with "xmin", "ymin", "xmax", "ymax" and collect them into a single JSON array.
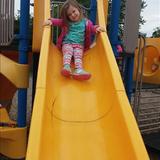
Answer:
[
  {"xmin": 0, "ymin": 54, "xmax": 28, "ymax": 158},
  {"xmin": 132, "ymin": 37, "xmax": 160, "ymax": 152},
  {"xmin": 110, "ymin": 0, "xmax": 160, "ymax": 152},
  {"xmin": 0, "ymin": 0, "xmax": 30, "ymax": 158},
  {"xmin": 134, "ymin": 38, "xmax": 160, "ymax": 84},
  {"xmin": 122, "ymin": 0, "xmax": 142, "ymax": 101},
  {"xmin": 0, "ymin": 0, "xmax": 15, "ymax": 46},
  {"xmin": 2, "ymin": 0, "xmax": 160, "ymax": 158},
  {"xmin": 26, "ymin": 0, "xmax": 149, "ymax": 159}
]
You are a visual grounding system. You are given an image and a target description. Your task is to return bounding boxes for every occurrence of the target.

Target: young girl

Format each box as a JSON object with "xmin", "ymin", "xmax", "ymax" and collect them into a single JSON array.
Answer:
[{"xmin": 44, "ymin": 0, "xmax": 105, "ymax": 80}]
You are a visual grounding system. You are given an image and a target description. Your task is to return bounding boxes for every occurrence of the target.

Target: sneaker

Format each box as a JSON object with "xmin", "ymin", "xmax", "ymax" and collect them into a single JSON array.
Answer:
[
  {"xmin": 61, "ymin": 65, "xmax": 72, "ymax": 77},
  {"xmin": 72, "ymin": 68, "xmax": 91, "ymax": 80}
]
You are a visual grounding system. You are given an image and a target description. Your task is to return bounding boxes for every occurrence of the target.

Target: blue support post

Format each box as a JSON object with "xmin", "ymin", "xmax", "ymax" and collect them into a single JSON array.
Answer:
[
  {"xmin": 89, "ymin": 0, "xmax": 97, "ymax": 42},
  {"xmin": 89, "ymin": 0, "xmax": 97, "ymax": 25},
  {"xmin": 18, "ymin": 0, "xmax": 30, "ymax": 127},
  {"xmin": 109, "ymin": 0, "xmax": 121, "ymax": 57},
  {"xmin": 124, "ymin": 54, "xmax": 134, "ymax": 101}
]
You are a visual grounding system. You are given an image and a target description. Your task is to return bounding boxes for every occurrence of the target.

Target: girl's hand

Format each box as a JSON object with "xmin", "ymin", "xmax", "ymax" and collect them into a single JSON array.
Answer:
[
  {"xmin": 95, "ymin": 26, "xmax": 106, "ymax": 33},
  {"xmin": 43, "ymin": 19, "xmax": 52, "ymax": 26}
]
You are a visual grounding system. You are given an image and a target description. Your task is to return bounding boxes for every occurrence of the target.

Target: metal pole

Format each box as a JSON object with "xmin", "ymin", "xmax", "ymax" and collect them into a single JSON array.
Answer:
[
  {"xmin": 18, "ymin": 0, "xmax": 30, "ymax": 127},
  {"xmin": 133, "ymin": 36, "xmax": 146, "ymax": 119},
  {"xmin": 134, "ymin": 37, "xmax": 142, "ymax": 112},
  {"xmin": 109, "ymin": 0, "xmax": 121, "ymax": 57}
]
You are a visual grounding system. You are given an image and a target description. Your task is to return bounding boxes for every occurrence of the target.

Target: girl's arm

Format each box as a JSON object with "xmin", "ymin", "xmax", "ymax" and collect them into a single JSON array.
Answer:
[
  {"xmin": 88, "ymin": 20, "xmax": 106, "ymax": 34},
  {"xmin": 94, "ymin": 25, "xmax": 106, "ymax": 33},
  {"xmin": 43, "ymin": 18, "xmax": 64, "ymax": 27}
]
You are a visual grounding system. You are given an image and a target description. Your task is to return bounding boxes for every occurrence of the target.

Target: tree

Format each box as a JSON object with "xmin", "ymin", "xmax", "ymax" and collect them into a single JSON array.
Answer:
[
  {"xmin": 77, "ymin": 0, "xmax": 90, "ymax": 7},
  {"xmin": 152, "ymin": 27, "xmax": 160, "ymax": 38},
  {"xmin": 108, "ymin": 0, "xmax": 147, "ymax": 36}
]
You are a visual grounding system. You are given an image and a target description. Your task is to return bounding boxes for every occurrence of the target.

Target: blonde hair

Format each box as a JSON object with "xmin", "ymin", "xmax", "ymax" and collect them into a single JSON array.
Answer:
[{"xmin": 60, "ymin": 0, "xmax": 84, "ymax": 25}]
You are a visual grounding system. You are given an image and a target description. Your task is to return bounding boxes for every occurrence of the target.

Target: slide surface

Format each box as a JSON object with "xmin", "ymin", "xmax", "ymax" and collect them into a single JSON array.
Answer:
[{"xmin": 26, "ymin": 0, "xmax": 149, "ymax": 159}]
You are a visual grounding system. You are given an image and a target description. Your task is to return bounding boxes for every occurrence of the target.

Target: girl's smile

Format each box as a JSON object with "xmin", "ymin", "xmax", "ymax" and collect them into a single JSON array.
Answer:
[{"xmin": 67, "ymin": 5, "xmax": 81, "ymax": 22}]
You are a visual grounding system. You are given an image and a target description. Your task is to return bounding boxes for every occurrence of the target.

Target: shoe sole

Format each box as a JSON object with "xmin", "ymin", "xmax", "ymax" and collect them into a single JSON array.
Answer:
[
  {"xmin": 72, "ymin": 74, "xmax": 91, "ymax": 81},
  {"xmin": 61, "ymin": 69, "xmax": 71, "ymax": 77}
]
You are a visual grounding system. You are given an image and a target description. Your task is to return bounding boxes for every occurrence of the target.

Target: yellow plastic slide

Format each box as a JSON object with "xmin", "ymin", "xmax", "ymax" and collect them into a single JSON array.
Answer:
[{"xmin": 26, "ymin": 0, "xmax": 149, "ymax": 159}]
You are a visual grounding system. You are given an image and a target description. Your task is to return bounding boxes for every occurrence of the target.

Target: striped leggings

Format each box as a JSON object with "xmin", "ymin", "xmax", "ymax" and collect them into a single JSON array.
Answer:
[{"xmin": 62, "ymin": 44, "xmax": 84, "ymax": 69}]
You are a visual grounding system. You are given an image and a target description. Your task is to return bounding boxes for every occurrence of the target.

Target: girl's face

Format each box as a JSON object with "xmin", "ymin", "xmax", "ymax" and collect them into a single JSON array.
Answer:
[{"xmin": 67, "ymin": 5, "xmax": 81, "ymax": 22}]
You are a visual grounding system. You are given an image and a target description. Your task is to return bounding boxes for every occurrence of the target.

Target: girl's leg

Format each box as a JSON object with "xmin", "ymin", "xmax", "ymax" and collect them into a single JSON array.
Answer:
[
  {"xmin": 61, "ymin": 44, "xmax": 73, "ymax": 77},
  {"xmin": 73, "ymin": 45, "xmax": 83, "ymax": 69},
  {"xmin": 62, "ymin": 44, "xmax": 73, "ymax": 66},
  {"xmin": 73, "ymin": 45, "xmax": 91, "ymax": 80}
]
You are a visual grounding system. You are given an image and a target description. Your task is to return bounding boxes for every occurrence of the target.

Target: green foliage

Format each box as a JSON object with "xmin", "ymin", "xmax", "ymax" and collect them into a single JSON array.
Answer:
[
  {"xmin": 152, "ymin": 27, "xmax": 160, "ymax": 38},
  {"xmin": 108, "ymin": 0, "xmax": 147, "ymax": 36},
  {"xmin": 77, "ymin": 0, "xmax": 90, "ymax": 7}
]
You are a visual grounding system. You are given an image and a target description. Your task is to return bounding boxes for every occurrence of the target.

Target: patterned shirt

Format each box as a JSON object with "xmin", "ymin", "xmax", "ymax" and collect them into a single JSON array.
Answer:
[{"xmin": 63, "ymin": 18, "xmax": 86, "ymax": 45}]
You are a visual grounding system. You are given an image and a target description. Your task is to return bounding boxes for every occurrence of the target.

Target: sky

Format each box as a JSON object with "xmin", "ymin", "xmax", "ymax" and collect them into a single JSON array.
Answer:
[
  {"xmin": 140, "ymin": 0, "xmax": 160, "ymax": 36},
  {"xmin": 14, "ymin": 0, "xmax": 33, "ymax": 15},
  {"xmin": 14, "ymin": 0, "xmax": 160, "ymax": 37}
]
